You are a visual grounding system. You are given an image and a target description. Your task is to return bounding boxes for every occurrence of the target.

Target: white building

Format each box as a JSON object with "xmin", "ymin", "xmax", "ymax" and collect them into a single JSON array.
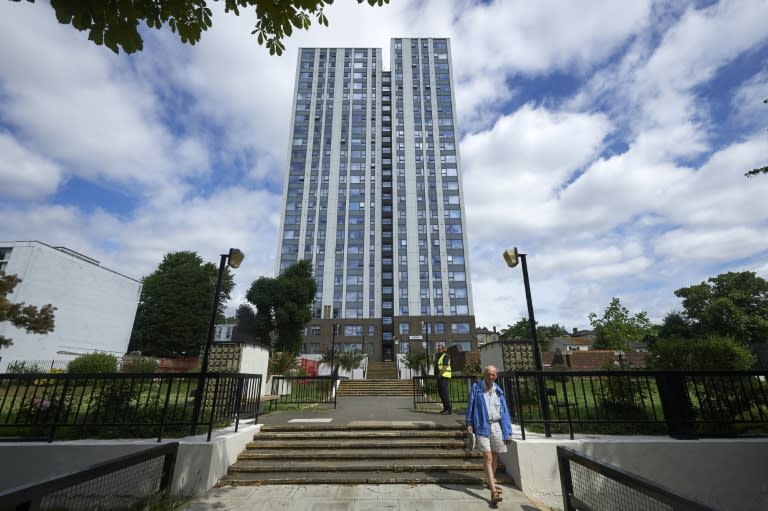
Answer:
[{"xmin": 0, "ymin": 241, "xmax": 141, "ymax": 367}]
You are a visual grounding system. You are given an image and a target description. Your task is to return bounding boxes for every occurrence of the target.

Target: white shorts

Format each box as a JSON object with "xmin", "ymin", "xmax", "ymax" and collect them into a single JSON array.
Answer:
[{"xmin": 477, "ymin": 422, "xmax": 507, "ymax": 453}]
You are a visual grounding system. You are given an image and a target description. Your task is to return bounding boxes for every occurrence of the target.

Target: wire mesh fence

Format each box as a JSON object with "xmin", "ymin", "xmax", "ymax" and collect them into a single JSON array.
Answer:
[
  {"xmin": 557, "ymin": 445, "xmax": 724, "ymax": 511},
  {"xmin": 0, "ymin": 442, "xmax": 178, "ymax": 510}
]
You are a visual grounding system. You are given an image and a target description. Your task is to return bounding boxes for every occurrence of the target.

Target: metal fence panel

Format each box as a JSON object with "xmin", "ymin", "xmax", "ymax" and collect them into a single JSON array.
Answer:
[
  {"xmin": 0, "ymin": 372, "xmax": 262, "ymax": 442},
  {"xmin": 265, "ymin": 376, "xmax": 337, "ymax": 410},
  {"xmin": 0, "ymin": 442, "xmax": 178, "ymax": 510},
  {"xmin": 503, "ymin": 370, "xmax": 768, "ymax": 439},
  {"xmin": 557, "ymin": 445, "xmax": 724, "ymax": 511}
]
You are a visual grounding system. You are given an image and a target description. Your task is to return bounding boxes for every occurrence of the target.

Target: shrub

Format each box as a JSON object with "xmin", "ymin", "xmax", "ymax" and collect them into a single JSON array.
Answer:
[
  {"xmin": 338, "ymin": 349, "xmax": 364, "ymax": 374},
  {"xmin": 123, "ymin": 357, "xmax": 159, "ymax": 373},
  {"xmin": 269, "ymin": 351, "xmax": 299, "ymax": 375},
  {"xmin": 461, "ymin": 359, "xmax": 482, "ymax": 380},
  {"xmin": 67, "ymin": 353, "xmax": 118, "ymax": 373},
  {"xmin": 649, "ymin": 335, "xmax": 756, "ymax": 370}
]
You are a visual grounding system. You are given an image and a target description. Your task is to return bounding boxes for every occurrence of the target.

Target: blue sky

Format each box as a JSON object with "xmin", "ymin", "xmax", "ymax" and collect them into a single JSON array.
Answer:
[{"xmin": 1, "ymin": 0, "xmax": 767, "ymax": 332}]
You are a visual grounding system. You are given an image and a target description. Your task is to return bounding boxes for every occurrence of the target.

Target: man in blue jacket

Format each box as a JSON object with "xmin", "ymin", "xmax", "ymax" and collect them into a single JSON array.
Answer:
[{"xmin": 465, "ymin": 365, "xmax": 513, "ymax": 503}]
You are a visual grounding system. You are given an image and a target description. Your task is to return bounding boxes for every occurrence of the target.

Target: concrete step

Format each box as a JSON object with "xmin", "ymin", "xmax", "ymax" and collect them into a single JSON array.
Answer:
[
  {"xmin": 222, "ymin": 470, "xmax": 513, "ymax": 485},
  {"xmin": 337, "ymin": 379, "xmax": 415, "ymax": 396},
  {"xmin": 238, "ymin": 448, "xmax": 482, "ymax": 460},
  {"xmin": 229, "ymin": 459, "xmax": 486, "ymax": 472},
  {"xmin": 255, "ymin": 429, "xmax": 462, "ymax": 440},
  {"xmin": 223, "ymin": 423, "xmax": 510, "ymax": 486},
  {"xmin": 247, "ymin": 438, "xmax": 467, "ymax": 449},
  {"xmin": 365, "ymin": 362, "xmax": 398, "ymax": 379}
]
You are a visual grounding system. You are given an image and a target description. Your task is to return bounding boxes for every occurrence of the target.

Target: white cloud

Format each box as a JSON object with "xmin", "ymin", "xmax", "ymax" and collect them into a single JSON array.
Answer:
[
  {"xmin": 1, "ymin": 0, "xmax": 767, "ymax": 335},
  {"xmin": 462, "ymin": 104, "xmax": 611, "ymax": 239},
  {"xmin": 0, "ymin": 133, "xmax": 62, "ymax": 200}
]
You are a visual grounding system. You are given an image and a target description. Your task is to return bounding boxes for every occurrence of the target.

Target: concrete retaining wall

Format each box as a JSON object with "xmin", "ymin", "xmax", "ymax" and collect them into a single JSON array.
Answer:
[
  {"xmin": 502, "ymin": 435, "xmax": 768, "ymax": 511},
  {"xmin": 4, "ymin": 426, "xmax": 767, "ymax": 510},
  {"xmin": 0, "ymin": 423, "xmax": 260, "ymax": 496}
]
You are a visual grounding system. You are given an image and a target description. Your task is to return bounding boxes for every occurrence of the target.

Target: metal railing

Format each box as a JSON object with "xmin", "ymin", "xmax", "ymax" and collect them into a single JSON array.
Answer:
[
  {"xmin": 503, "ymin": 370, "xmax": 768, "ymax": 439},
  {"xmin": 412, "ymin": 375, "xmax": 476, "ymax": 408},
  {"xmin": 557, "ymin": 445, "xmax": 724, "ymax": 511},
  {"xmin": 0, "ymin": 372, "xmax": 262, "ymax": 442},
  {"xmin": 0, "ymin": 442, "xmax": 178, "ymax": 510},
  {"xmin": 265, "ymin": 375, "xmax": 337, "ymax": 411}
]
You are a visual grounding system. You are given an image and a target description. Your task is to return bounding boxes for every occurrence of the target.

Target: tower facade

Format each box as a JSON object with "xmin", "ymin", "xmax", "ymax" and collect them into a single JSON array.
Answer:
[{"xmin": 276, "ymin": 38, "xmax": 475, "ymax": 361}]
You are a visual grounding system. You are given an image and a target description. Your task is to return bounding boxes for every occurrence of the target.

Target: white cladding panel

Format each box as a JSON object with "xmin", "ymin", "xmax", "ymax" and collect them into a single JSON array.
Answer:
[{"xmin": 0, "ymin": 242, "xmax": 141, "ymax": 365}]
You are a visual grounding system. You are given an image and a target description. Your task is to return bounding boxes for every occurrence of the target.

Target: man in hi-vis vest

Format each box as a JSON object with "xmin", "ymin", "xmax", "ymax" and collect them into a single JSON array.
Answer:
[{"xmin": 436, "ymin": 344, "xmax": 452, "ymax": 415}]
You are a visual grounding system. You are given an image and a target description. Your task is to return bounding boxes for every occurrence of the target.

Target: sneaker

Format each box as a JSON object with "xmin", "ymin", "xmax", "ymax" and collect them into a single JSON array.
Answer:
[{"xmin": 440, "ymin": 410, "xmax": 451, "ymax": 415}]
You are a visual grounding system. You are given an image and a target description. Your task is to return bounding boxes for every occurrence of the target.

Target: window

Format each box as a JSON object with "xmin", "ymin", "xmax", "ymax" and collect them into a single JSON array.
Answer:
[
  {"xmin": 344, "ymin": 325, "xmax": 364, "ymax": 336},
  {"xmin": 451, "ymin": 322, "xmax": 470, "ymax": 334},
  {"xmin": 399, "ymin": 323, "xmax": 410, "ymax": 334}
]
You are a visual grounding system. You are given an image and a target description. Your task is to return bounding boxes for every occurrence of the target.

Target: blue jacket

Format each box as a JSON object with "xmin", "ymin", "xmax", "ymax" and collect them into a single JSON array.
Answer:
[{"xmin": 466, "ymin": 380, "xmax": 513, "ymax": 440}]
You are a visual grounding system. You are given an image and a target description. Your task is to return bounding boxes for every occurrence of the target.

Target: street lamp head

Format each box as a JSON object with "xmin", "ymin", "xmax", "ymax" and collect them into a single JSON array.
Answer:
[
  {"xmin": 503, "ymin": 247, "xmax": 519, "ymax": 268},
  {"xmin": 227, "ymin": 248, "xmax": 245, "ymax": 268}
]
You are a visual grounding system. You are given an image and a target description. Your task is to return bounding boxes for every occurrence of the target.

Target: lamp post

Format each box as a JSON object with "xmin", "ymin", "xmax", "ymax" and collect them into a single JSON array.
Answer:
[
  {"xmin": 421, "ymin": 321, "xmax": 431, "ymax": 376},
  {"xmin": 191, "ymin": 248, "xmax": 244, "ymax": 436},
  {"xmin": 331, "ymin": 322, "xmax": 339, "ymax": 378},
  {"xmin": 503, "ymin": 247, "xmax": 551, "ymax": 437}
]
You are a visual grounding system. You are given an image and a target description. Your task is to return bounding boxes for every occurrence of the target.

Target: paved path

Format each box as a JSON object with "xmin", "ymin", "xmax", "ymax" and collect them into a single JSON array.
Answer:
[{"xmin": 181, "ymin": 396, "xmax": 549, "ymax": 511}]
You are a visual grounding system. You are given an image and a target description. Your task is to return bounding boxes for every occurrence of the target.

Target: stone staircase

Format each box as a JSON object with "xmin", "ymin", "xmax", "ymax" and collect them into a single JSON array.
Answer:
[
  {"xmin": 223, "ymin": 423, "xmax": 513, "ymax": 485},
  {"xmin": 366, "ymin": 361, "xmax": 398, "ymax": 379},
  {"xmin": 337, "ymin": 379, "xmax": 414, "ymax": 396}
]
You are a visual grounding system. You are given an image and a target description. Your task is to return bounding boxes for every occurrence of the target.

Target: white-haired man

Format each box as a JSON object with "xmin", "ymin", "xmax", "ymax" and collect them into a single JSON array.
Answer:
[{"xmin": 465, "ymin": 365, "xmax": 513, "ymax": 503}]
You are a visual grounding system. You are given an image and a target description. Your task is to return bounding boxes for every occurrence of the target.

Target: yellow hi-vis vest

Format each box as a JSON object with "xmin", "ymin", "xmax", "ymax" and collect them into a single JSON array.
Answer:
[{"xmin": 437, "ymin": 353, "xmax": 452, "ymax": 378}]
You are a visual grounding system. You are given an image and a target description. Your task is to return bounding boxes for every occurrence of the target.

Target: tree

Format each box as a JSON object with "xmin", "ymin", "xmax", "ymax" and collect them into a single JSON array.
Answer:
[
  {"xmin": 245, "ymin": 259, "xmax": 316, "ymax": 353},
  {"xmin": 744, "ymin": 98, "xmax": 767, "ymax": 177},
  {"xmin": 403, "ymin": 345, "xmax": 430, "ymax": 376},
  {"xmin": 672, "ymin": 271, "xmax": 768, "ymax": 345},
  {"xmin": 0, "ymin": 273, "xmax": 56, "ymax": 349},
  {"xmin": 319, "ymin": 344, "xmax": 341, "ymax": 378},
  {"xmin": 588, "ymin": 297, "xmax": 655, "ymax": 352},
  {"xmin": 649, "ymin": 335, "xmax": 755, "ymax": 370},
  {"xmin": 128, "ymin": 251, "xmax": 234, "ymax": 356},
  {"xmin": 500, "ymin": 318, "xmax": 567, "ymax": 351},
  {"xmin": 338, "ymin": 348, "xmax": 364, "ymax": 375},
  {"xmin": 233, "ymin": 303, "xmax": 266, "ymax": 346},
  {"xmin": 12, "ymin": 0, "xmax": 389, "ymax": 55}
]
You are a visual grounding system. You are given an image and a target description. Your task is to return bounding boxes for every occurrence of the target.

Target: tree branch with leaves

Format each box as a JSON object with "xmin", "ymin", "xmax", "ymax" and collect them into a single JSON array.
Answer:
[
  {"xmin": 11, "ymin": 0, "xmax": 390, "ymax": 55},
  {"xmin": 745, "ymin": 98, "xmax": 768, "ymax": 177},
  {"xmin": 0, "ymin": 273, "xmax": 56, "ymax": 349},
  {"xmin": 588, "ymin": 297, "xmax": 654, "ymax": 353}
]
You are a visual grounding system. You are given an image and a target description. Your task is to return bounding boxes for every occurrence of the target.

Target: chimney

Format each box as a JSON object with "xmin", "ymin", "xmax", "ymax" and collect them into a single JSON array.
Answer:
[{"xmin": 572, "ymin": 327, "xmax": 578, "ymax": 336}]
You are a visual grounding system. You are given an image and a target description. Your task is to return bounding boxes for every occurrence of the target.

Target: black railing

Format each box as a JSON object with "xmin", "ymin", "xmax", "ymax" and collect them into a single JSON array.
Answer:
[
  {"xmin": 412, "ymin": 376, "xmax": 476, "ymax": 408},
  {"xmin": 0, "ymin": 372, "xmax": 262, "ymax": 442},
  {"xmin": 265, "ymin": 376, "xmax": 337, "ymax": 410},
  {"xmin": 557, "ymin": 445, "xmax": 724, "ymax": 511},
  {"xmin": 503, "ymin": 370, "xmax": 768, "ymax": 439},
  {"xmin": 0, "ymin": 442, "xmax": 178, "ymax": 510}
]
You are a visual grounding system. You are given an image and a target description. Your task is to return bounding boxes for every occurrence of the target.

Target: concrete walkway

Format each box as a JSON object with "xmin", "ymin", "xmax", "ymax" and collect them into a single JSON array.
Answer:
[{"xmin": 181, "ymin": 396, "xmax": 550, "ymax": 511}]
